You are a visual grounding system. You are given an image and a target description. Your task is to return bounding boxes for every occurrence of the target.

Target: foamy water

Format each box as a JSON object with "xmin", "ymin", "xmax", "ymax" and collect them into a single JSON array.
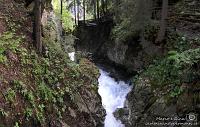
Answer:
[
  {"xmin": 98, "ymin": 70, "xmax": 132, "ymax": 127},
  {"xmin": 68, "ymin": 52, "xmax": 75, "ymax": 61}
]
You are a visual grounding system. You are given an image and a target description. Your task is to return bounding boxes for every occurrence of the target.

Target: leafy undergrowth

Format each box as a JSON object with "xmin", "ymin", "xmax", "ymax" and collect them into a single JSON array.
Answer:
[
  {"xmin": 0, "ymin": 30, "xmax": 99, "ymax": 126},
  {"xmin": 134, "ymin": 32, "xmax": 200, "ymax": 101},
  {"xmin": 0, "ymin": 1, "xmax": 100, "ymax": 126}
]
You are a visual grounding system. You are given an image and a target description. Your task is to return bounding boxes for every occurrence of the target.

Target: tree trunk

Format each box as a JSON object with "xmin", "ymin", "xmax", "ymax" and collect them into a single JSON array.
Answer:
[
  {"xmin": 61, "ymin": 0, "xmax": 63, "ymax": 16},
  {"xmin": 97, "ymin": 0, "xmax": 100, "ymax": 19},
  {"xmin": 83, "ymin": 0, "xmax": 86, "ymax": 24},
  {"xmin": 93, "ymin": 0, "xmax": 97, "ymax": 20},
  {"xmin": 105, "ymin": 0, "xmax": 108, "ymax": 12},
  {"xmin": 77, "ymin": 0, "xmax": 80, "ymax": 24},
  {"xmin": 155, "ymin": 0, "xmax": 168, "ymax": 43},
  {"xmin": 35, "ymin": 0, "xmax": 42, "ymax": 53},
  {"xmin": 101, "ymin": 0, "xmax": 105, "ymax": 16},
  {"xmin": 74, "ymin": 0, "xmax": 77, "ymax": 25},
  {"xmin": 60, "ymin": 0, "xmax": 63, "ymax": 36}
]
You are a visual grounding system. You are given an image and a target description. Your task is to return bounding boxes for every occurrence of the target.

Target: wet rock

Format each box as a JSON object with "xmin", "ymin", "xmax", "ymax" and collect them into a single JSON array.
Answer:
[{"xmin": 113, "ymin": 107, "xmax": 129, "ymax": 124}]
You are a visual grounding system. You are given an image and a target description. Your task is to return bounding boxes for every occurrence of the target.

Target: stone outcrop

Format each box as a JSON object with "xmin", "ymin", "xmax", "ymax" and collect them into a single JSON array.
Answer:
[
  {"xmin": 75, "ymin": 20, "xmax": 162, "ymax": 74},
  {"xmin": 114, "ymin": 78, "xmax": 200, "ymax": 127}
]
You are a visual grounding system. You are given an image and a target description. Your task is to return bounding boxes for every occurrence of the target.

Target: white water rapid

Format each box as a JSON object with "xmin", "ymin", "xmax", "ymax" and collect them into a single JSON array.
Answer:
[
  {"xmin": 68, "ymin": 52, "xmax": 75, "ymax": 61},
  {"xmin": 67, "ymin": 51, "xmax": 131, "ymax": 127},
  {"xmin": 98, "ymin": 69, "xmax": 132, "ymax": 127}
]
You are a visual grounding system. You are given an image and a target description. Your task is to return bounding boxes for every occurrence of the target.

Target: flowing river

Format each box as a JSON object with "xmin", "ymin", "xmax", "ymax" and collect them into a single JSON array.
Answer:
[
  {"xmin": 68, "ymin": 52, "xmax": 132, "ymax": 127},
  {"xmin": 98, "ymin": 69, "xmax": 132, "ymax": 127}
]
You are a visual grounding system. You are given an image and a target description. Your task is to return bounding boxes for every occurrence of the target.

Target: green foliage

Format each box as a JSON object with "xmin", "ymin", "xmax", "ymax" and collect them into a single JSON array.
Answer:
[
  {"xmin": 136, "ymin": 32, "xmax": 200, "ymax": 99},
  {"xmin": 24, "ymin": 91, "xmax": 35, "ymax": 106},
  {"xmin": 0, "ymin": 32, "xmax": 22, "ymax": 53},
  {"xmin": 37, "ymin": 82, "xmax": 56, "ymax": 103},
  {"xmin": 167, "ymin": 34, "xmax": 190, "ymax": 52},
  {"xmin": 170, "ymin": 86, "xmax": 183, "ymax": 98},
  {"xmin": 141, "ymin": 46, "xmax": 200, "ymax": 97},
  {"xmin": 14, "ymin": 122, "xmax": 20, "ymax": 127},
  {"xmin": 0, "ymin": 32, "xmax": 22, "ymax": 63},
  {"xmin": 168, "ymin": 48, "xmax": 200, "ymax": 68},
  {"xmin": 112, "ymin": 0, "xmax": 152, "ymax": 42},
  {"xmin": 5, "ymin": 88, "xmax": 16, "ymax": 103},
  {"xmin": 24, "ymin": 107, "xmax": 33, "ymax": 120},
  {"xmin": 62, "ymin": 9, "xmax": 74, "ymax": 31},
  {"xmin": 0, "ymin": 0, "xmax": 100, "ymax": 126},
  {"xmin": 0, "ymin": 55, "xmax": 7, "ymax": 64},
  {"xmin": 52, "ymin": 0, "xmax": 74, "ymax": 31},
  {"xmin": 79, "ymin": 58, "xmax": 99, "ymax": 80},
  {"xmin": 13, "ymin": 80, "xmax": 35, "ymax": 107},
  {"xmin": 0, "ymin": 22, "xmax": 99, "ymax": 126},
  {"xmin": 144, "ymin": 57, "xmax": 181, "ymax": 87},
  {"xmin": 113, "ymin": 19, "xmax": 139, "ymax": 42},
  {"xmin": 36, "ymin": 104, "xmax": 45, "ymax": 123},
  {"xmin": 0, "ymin": 108, "xmax": 8, "ymax": 117},
  {"xmin": 5, "ymin": 18, "xmax": 19, "ymax": 32}
]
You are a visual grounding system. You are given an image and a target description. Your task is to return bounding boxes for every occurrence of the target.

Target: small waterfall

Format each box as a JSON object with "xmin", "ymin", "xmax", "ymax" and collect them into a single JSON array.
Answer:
[
  {"xmin": 98, "ymin": 70, "xmax": 132, "ymax": 127},
  {"xmin": 68, "ymin": 52, "xmax": 75, "ymax": 61}
]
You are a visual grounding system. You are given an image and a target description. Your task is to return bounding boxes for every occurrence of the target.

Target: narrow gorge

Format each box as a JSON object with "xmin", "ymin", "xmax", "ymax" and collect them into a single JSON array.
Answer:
[{"xmin": 0, "ymin": 0, "xmax": 200, "ymax": 127}]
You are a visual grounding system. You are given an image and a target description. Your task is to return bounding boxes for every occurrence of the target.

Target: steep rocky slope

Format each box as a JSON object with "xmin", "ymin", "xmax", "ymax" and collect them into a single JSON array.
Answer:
[{"xmin": 0, "ymin": 0, "xmax": 105, "ymax": 126}]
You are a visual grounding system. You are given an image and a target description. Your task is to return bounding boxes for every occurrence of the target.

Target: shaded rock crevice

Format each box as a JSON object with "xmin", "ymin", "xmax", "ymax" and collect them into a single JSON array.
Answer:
[{"xmin": 75, "ymin": 20, "xmax": 163, "ymax": 76}]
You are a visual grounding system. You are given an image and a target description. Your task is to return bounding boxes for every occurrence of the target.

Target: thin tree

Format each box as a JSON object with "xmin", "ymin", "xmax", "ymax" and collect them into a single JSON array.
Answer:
[
  {"xmin": 83, "ymin": 0, "xmax": 86, "ymax": 23},
  {"xmin": 74, "ymin": 0, "xmax": 77, "ymax": 24},
  {"xmin": 61, "ymin": 0, "xmax": 63, "ymax": 16},
  {"xmin": 93, "ymin": 0, "xmax": 97, "ymax": 20},
  {"xmin": 155, "ymin": 0, "xmax": 168, "ymax": 43},
  {"xmin": 97, "ymin": 0, "xmax": 100, "ymax": 19},
  {"xmin": 77, "ymin": 0, "xmax": 80, "ymax": 24},
  {"xmin": 61, "ymin": 0, "xmax": 63, "ymax": 36},
  {"xmin": 34, "ymin": 0, "xmax": 42, "ymax": 53},
  {"xmin": 105, "ymin": 0, "xmax": 107, "ymax": 12},
  {"xmin": 101, "ymin": 0, "xmax": 105, "ymax": 16}
]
